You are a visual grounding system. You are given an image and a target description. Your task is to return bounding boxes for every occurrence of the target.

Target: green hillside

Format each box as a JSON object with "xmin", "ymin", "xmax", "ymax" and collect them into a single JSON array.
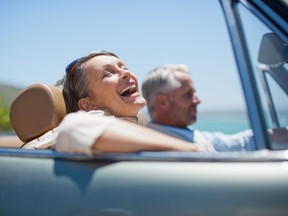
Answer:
[
  {"xmin": 0, "ymin": 82, "xmax": 23, "ymax": 131},
  {"xmin": 0, "ymin": 82, "xmax": 23, "ymax": 107}
]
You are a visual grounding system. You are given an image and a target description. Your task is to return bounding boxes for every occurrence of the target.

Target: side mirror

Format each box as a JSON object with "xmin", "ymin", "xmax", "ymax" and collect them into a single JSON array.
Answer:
[{"xmin": 258, "ymin": 33, "xmax": 285, "ymax": 65}]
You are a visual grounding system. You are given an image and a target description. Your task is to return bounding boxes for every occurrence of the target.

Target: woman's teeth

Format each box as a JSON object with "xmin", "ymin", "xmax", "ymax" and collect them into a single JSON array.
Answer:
[{"xmin": 120, "ymin": 84, "xmax": 136, "ymax": 96}]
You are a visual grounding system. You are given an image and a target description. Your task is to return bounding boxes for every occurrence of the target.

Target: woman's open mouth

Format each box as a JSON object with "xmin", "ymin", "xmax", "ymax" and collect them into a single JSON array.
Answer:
[{"xmin": 119, "ymin": 84, "xmax": 137, "ymax": 97}]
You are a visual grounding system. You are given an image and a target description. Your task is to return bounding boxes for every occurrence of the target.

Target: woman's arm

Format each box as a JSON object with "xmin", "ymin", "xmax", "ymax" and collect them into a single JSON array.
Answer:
[
  {"xmin": 55, "ymin": 111, "xmax": 200, "ymax": 154},
  {"xmin": 94, "ymin": 119, "xmax": 199, "ymax": 153}
]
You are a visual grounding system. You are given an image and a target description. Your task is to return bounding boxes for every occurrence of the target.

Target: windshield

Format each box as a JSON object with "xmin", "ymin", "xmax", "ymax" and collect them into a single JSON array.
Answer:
[{"xmin": 237, "ymin": 2, "xmax": 288, "ymax": 149}]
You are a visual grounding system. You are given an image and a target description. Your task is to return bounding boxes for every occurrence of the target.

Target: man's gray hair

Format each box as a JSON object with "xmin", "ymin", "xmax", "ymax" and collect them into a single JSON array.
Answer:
[{"xmin": 141, "ymin": 64, "xmax": 189, "ymax": 118}]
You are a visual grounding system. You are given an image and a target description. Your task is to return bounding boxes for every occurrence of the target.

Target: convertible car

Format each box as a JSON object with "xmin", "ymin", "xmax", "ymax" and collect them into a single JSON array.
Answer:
[{"xmin": 1, "ymin": 0, "xmax": 288, "ymax": 215}]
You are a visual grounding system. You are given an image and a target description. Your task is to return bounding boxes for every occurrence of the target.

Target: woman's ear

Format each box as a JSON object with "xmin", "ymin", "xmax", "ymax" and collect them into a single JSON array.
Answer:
[{"xmin": 78, "ymin": 97, "xmax": 98, "ymax": 111}]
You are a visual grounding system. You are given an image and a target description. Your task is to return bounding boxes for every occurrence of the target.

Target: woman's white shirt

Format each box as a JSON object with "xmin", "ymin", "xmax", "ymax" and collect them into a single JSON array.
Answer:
[{"xmin": 54, "ymin": 110, "xmax": 118, "ymax": 155}]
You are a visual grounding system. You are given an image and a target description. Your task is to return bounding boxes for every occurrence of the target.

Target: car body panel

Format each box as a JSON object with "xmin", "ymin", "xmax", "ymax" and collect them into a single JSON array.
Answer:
[{"xmin": 1, "ymin": 150, "xmax": 288, "ymax": 216}]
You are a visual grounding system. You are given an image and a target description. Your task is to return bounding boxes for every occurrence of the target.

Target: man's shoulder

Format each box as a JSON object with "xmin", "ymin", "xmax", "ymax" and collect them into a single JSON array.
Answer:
[{"xmin": 147, "ymin": 122, "xmax": 176, "ymax": 131}]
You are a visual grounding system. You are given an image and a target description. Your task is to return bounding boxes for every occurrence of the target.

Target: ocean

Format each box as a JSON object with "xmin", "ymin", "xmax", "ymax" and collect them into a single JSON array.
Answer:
[{"xmin": 191, "ymin": 111, "xmax": 250, "ymax": 134}]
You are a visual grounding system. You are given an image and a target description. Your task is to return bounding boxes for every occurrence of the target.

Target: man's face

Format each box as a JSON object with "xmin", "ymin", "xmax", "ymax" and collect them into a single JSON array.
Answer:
[
  {"xmin": 81, "ymin": 55, "xmax": 146, "ymax": 117},
  {"xmin": 165, "ymin": 72, "xmax": 201, "ymax": 127}
]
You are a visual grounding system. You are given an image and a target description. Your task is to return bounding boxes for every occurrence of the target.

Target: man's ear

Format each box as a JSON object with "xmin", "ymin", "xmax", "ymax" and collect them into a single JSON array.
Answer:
[
  {"xmin": 156, "ymin": 94, "xmax": 169, "ymax": 111},
  {"xmin": 78, "ymin": 97, "xmax": 98, "ymax": 111}
]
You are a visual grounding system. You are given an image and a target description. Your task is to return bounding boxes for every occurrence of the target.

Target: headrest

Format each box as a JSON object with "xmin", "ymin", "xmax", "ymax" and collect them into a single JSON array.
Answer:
[{"xmin": 10, "ymin": 84, "xmax": 68, "ymax": 143}]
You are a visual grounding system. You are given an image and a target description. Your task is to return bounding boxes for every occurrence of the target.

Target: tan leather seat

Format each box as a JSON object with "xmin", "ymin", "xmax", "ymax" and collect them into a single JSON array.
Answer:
[{"xmin": 9, "ymin": 84, "xmax": 68, "ymax": 143}]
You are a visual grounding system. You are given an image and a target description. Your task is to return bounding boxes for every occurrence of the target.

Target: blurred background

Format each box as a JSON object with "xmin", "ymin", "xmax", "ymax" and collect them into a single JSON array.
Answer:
[{"xmin": 0, "ymin": 0, "xmax": 249, "ymax": 134}]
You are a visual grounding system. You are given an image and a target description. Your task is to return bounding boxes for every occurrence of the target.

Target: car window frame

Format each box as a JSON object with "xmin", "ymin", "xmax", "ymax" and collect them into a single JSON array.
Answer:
[{"xmin": 219, "ymin": 0, "xmax": 288, "ymax": 150}]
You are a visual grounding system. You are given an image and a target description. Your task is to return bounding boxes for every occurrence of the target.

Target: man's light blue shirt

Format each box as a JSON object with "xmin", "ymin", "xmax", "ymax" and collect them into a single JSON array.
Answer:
[{"xmin": 147, "ymin": 122, "xmax": 255, "ymax": 152}]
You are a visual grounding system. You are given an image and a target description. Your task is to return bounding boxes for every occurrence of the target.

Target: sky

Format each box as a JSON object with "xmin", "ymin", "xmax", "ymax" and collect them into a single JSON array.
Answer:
[{"xmin": 0, "ymin": 0, "xmax": 247, "ymax": 112}]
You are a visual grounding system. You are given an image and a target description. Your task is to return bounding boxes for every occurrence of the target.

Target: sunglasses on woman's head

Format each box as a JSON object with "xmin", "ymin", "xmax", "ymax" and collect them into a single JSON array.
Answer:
[{"xmin": 65, "ymin": 51, "xmax": 118, "ymax": 101}]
